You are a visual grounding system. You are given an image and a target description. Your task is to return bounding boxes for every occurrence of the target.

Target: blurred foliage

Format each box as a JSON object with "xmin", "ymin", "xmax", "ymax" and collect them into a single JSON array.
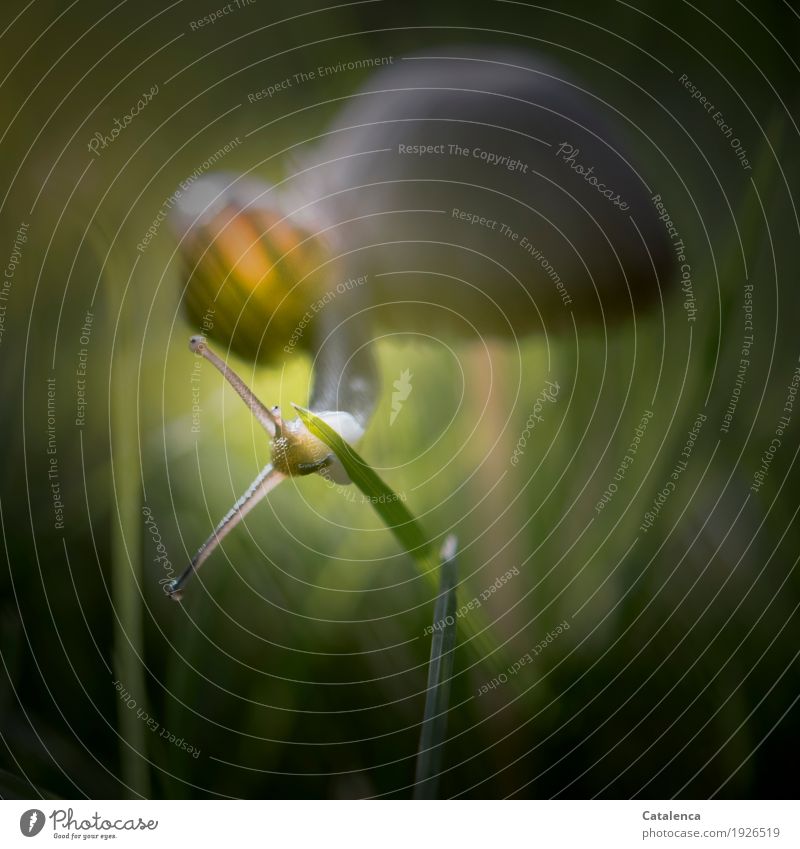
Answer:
[{"xmin": 1, "ymin": 0, "xmax": 799, "ymax": 800}]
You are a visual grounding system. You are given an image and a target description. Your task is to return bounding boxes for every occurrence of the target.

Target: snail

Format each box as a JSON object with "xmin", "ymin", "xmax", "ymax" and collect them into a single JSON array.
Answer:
[{"xmin": 167, "ymin": 46, "xmax": 674, "ymax": 599}]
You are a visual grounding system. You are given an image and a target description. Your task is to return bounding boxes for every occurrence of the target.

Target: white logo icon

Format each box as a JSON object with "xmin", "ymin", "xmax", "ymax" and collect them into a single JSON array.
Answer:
[{"xmin": 19, "ymin": 809, "xmax": 45, "ymax": 837}]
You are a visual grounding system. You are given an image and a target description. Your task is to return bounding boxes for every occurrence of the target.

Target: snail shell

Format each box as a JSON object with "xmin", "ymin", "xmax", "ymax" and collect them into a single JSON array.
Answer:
[{"xmin": 172, "ymin": 175, "xmax": 331, "ymax": 364}]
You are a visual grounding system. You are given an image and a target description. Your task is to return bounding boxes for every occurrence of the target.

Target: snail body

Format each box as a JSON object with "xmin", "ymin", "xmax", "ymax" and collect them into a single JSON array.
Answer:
[{"xmin": 302, "ymin": 47, "xmax": 672, "ymax": 337}]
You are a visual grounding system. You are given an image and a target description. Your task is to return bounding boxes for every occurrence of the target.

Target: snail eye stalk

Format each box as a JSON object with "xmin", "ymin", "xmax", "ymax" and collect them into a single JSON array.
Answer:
[
  {"xmin": 167, "ymin": 462, "xmax": 285, "ymax": 600},
  {"xmin": 188, "ymin": 335, "xmax": 281, "ymax": 436}
]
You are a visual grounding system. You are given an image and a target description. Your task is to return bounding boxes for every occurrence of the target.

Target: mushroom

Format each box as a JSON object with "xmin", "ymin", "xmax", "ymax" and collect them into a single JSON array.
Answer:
[{"xmin": 167, "ymin": 46, "xmax": 673, "ymax": 598}]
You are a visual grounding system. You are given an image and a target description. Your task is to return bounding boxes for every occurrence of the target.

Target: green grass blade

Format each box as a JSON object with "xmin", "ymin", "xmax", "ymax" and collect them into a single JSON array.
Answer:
[
  {"xmin": 414, "ymin": 535, "xmax": 458, "ymax": 799},
  {"xmin": 293, "ymin": 405, "xmax": 438, "ymax": 572},
  {"xmin": 102, "ymin": 234, "xmax": 151, "ymax": 799}
]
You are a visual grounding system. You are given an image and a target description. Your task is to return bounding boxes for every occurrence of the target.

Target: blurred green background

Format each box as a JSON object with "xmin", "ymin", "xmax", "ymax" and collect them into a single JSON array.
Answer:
[{"xmin": 1, "ymin": 0, "xmax": 799, "ymax": 799}]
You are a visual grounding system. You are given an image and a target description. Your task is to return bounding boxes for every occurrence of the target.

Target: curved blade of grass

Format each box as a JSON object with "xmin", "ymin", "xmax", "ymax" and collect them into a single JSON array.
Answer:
[
  {"xmin": 414, "ymin": 535, "xmax": 458, "ymax": 799},
  {"xmin": 293, "ymin": 404, "xmax": 512, "ymax": 676}
]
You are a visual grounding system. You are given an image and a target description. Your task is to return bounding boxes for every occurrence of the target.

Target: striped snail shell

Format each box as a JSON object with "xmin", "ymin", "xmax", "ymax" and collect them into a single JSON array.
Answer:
[{"xmin": 172, "ymin": 175, "xmax": 331, "ymax": 365}]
